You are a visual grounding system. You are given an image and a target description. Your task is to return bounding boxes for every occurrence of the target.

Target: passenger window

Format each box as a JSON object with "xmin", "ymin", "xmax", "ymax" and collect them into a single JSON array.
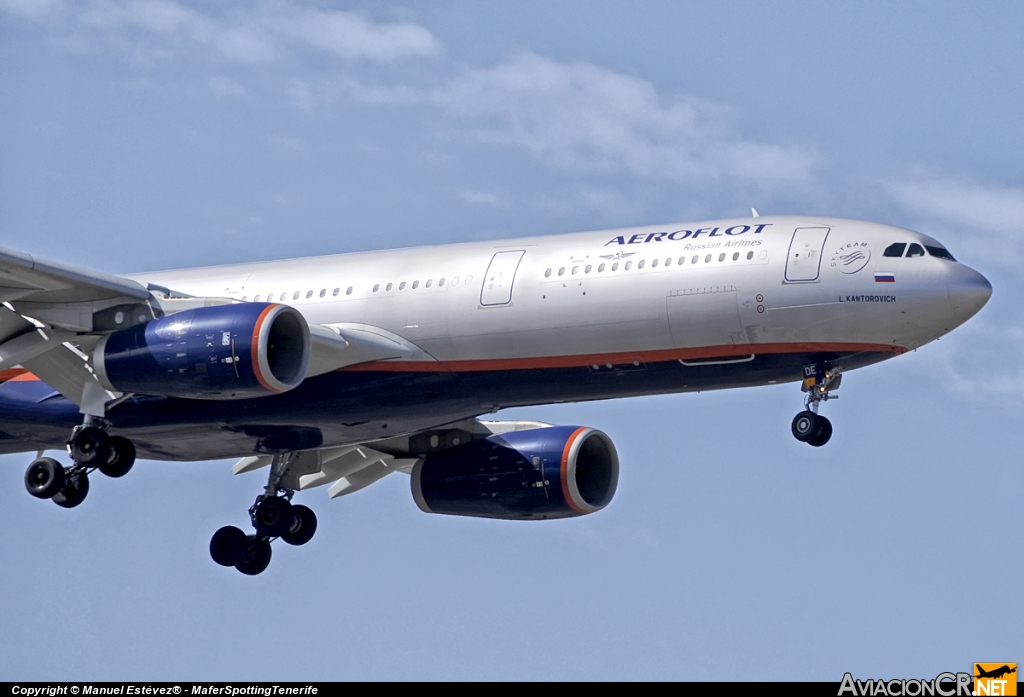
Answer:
[
  {"xmin": 333, "ymin": 288, "xmax": 340, "ymax": 296},
  {"xmin": 254, "ymin": 295, "xmax": 261, "ymax": 302},
  {"xmin": 558, "ymin": 267, "xmax": 565, "ymax": 276},
  {"xmin": 906, "ymin": 243, "xmax": 925, "ymax": 258},
  {"xmin": 545, "ymin": 269, "xmax": 552, "ymax": 277},
  {"xmin": 678, "ymin": 257, "xmax": 685, "ymax": 265},
  {"xmin": 439, "ymin": 278, "xmax": 446, "ymax": 287},
  {"xmin": 612, "ymin": 262, "xmax": 619, "ymax": 271},
  {"xmin": 373, "ymin": 284, "xmax": 380, "ymax": 293},
  {"xmin": 732, "ymin": 252, "xmax": 739, "ymax": 261},
  {"xmin": 625, "ymin": 261, "xmax": 632, "ymax": 270},
  {"xmin": 306, "ymin": 290, "xmax": 313, "ymax": 299},
  {"xmin": 293, "ymin": 291, "xmax": 300, "ymax": 300},
  {"xmin": 585, "ymin": 265, "xmax": 592, "ymax": 273},
  {"xmin": 651, "ymin": 259, "xmax": 658, "ymax": 268},
  {"xmin": 346, "ymin": 286, "xmax": 352, "ymax": 295},
  {"xmin": 426, "ymin": 279, "xmax": 433, "ymax": 288},
  {"xmin": 638, "ymin": 260, "xmax": 646, "ymax": 269},
  {"xmin": 412, "ymin": 280, "xmax": 419, "ymax": 289},
  {"xmin": 691, "ymin": 255, "xmax": 698, "ymax": 264},
  {"xmin": 319, "ymin": 289, "xmax": 326, "ymax": 298},
  {"xmin": 705, "ymin": 254, "xmax": 712, "ymax": 263},
  {"xmin": 746, "ymin": 251, "xmax": 753, "ymax": 260},
  {"xmin": 665, "ymin": 257, "xmax": 671, "ymax": 266},
  {"xmin": 386, "ymin": 283, "xmax": 393, "ymax": 292},
  {"xmin": 572, "ymin": 266, "xmax": 579, "ymax": 275},
  {"xmin": 718, "ymin": 253, "xmax": 726, "ymax": 262},
  {"xmin": 241, "ymin": 296, "xmax": 248, "ymax": 302},
  {"xmin": 399, "ymin": 282, "xmax": 406, "ymax": 290},
  {"xmin": 598, "ymin": 263, "xmax": 605, "ymax": 272},
  {"xmin": 452, "ymin": 277, "xmax": 459, "ymax": 286},
  {"xmin": 883, "ymin": 243, "xmax": 906, "ymax": 258},
  {"xmin": 925, "ymin": 245, "xmax": 956, "ymax": 261}
]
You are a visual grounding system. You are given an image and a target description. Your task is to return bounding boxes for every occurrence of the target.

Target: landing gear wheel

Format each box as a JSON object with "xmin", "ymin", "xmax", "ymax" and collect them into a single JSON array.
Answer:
[
  {"xmin": 252, "ymin": 496, "xmax": 293, "ymax": 537},
  {"xmin": 235, "ymin": 537, "xmax": 272, "ymax": 576},
  {"xmin": 100, "ymin": 436, "xmax": 136, "ymax": 478},
  {"xmin": 70, "ymin": 426, "xmax": 111, "ymax": 467},
  {"xmin": 791, "ymin": 411, "xmax": 820, "ymax": 443},
  {"xmin": 281, "ymin": 505, "xmax": 317, "ymax": 546},
  {"xmin": 52, "ymin": 472, "xmax": 90, "ymax": 509},
  {"xmin": 25, "ymin": 457, "xmax": 66, "ymax": 499},
  {"xmin": 807, "ymin": 416, "xmax": 833, "ymax": 447},
  {"xmin": 210, "ymin": 525, "xmax": 248, "ymax": 567}
]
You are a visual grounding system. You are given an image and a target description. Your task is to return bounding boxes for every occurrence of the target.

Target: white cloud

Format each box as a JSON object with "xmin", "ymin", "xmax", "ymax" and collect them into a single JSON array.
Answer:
[
  {"xmin": 207, "ymin": 75, "xmax": 245, "ymax": 98},
  {"xmin": 334, "ymin": 53, "xmax": 819, "ymax": 193},
  {"xmin": 884, "ymin": 169, "xmax": 1024, "ymax": 267},
  {"xmin": 910, "ymin": 318, "xmax": 1024, "ymax": 402},
  {"xmin": 458, "ymin": 190, "xmax": 507, "ymax": 208},
  {"xmin": 0, "ymin": 0, "xmax": 65, "ymax": 19},
  {"xmin": 11, "ymin": 0, "xmax": 441, "ymax": 65}
]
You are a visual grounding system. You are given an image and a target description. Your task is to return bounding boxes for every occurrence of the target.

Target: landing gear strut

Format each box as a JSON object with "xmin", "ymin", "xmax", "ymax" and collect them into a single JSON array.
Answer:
[
  {"xmin": 23, "ymin": 418, "xmax": 137, "ymax": 508},
  {"xmin": 209, "ymin": 452, "xmax": 318, "ymax": 576},
  {"xmin": 791, "ymin": 365, "xmax": 841, "ymax": 447}
]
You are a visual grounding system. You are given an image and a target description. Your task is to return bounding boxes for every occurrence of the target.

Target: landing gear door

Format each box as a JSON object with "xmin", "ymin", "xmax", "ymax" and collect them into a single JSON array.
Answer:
[
  {"xmin": 785, "ymin": 227, "xmax": 830, "ymax": 283},
  {"xmin": 480, "ymin": 251, "xmax": 526, "ymax": 306}
]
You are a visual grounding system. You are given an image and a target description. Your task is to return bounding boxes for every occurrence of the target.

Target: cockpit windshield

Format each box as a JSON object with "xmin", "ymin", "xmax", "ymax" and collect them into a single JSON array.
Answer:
[
  {"xmin": 882, "ymin": 241, "xmax": 956, "ymax": 262},
  {"xmin": 925, "ymin": 245, "xmax": 956, "ymax": 261}
]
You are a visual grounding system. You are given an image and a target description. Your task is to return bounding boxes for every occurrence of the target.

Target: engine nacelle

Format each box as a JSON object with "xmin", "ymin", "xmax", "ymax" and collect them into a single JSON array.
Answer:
[
  {"xmin": 95, "ymin": 303, "xmax": 310, "ymax": 399},
  {"xmin": 411, "ymin": 425, "xmax": 619, "ymax": 520}
]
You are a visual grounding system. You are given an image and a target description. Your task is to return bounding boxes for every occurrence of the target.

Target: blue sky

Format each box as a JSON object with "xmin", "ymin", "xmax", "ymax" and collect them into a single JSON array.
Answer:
[{"xmin": 0, "ymin": 0, "xmax": 1021, "ymax": 681}]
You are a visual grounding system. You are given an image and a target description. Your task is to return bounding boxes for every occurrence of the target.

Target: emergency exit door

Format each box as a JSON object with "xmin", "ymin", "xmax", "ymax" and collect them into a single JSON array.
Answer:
[
  {"xmin": 785, "ymin": 227, "xmax": 830, "ymax": 282},
  {"xmin": 480, "ymin": 250, "xmax": 526, "ymax": 306}
]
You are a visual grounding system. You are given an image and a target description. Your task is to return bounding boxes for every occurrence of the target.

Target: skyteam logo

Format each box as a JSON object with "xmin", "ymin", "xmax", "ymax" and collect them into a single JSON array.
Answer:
[{"xmin": 831, "ymin": 242, "xmax": 872, "ymax": 274}]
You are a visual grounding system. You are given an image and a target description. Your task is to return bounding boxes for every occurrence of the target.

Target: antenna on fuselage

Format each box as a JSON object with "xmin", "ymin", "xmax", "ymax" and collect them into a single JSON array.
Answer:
[{"xmin": 751, "ymin": 208, "xmax": 760, "ymax": 218}]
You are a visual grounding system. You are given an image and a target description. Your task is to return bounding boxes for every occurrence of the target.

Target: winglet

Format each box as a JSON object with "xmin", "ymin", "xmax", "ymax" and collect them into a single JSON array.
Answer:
[{"xmin": 751, "ymin": 208, "xmax": 759, "ymax": 218}]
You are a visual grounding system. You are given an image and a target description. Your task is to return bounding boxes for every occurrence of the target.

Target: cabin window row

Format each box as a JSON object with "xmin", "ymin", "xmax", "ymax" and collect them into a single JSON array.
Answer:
[
  {"xmin": 246, "ymin": 287, "xmax": 353, "ymax": 302},
  {"xmin": 370, "ymin": 274, "xmax": 472, "ymax": 294},
  {"xmin": 543, "ymin": 250, "xmax": 757, "ymax": 278}
]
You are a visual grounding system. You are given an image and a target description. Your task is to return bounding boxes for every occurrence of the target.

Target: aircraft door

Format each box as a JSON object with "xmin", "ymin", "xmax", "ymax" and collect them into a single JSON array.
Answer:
[
  {"xmin": 480, "ymin": 251, "xmax": 526, "ymax": 306},
  {"xmin": 784, "ymin": 227, "xmax": 830, "ymax": 282},
  {"xmin": 666, "ymin": 286, "xmax": 748, "ymax": 349}
]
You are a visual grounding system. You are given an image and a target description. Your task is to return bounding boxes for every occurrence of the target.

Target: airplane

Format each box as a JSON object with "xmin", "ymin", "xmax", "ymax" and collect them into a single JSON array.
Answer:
[
  {"xmin": 1, "ymin": 215, "xmax": 991, "ymax": 575},
  {"xmin": 976, "ymin": 665, "xmax": 1016, "ymax": 680}
]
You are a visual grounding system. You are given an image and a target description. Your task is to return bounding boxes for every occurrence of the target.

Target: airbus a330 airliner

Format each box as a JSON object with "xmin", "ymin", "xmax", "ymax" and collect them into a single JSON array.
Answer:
[{"xmin": 1, "ymin": 215, "xmax": 990, "ymax": 574}]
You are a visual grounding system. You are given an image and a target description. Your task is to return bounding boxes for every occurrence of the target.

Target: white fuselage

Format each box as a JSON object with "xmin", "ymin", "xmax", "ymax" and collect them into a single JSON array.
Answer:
[{"xmin": 130, "ymin": 216, "xmax": 987, "ymax": 373}]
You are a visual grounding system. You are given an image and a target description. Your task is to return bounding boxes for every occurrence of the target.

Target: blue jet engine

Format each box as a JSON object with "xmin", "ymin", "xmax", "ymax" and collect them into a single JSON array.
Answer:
[
  {"xmin": 94, "ymin": 303, "xmax": 311, "ymax": 399},
  {"xmin": 411, "ymin": 425, "xmax": 619, "ymax": 520}
]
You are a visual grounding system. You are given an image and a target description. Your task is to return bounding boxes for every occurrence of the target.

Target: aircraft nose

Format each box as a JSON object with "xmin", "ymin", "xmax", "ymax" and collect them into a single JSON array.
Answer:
[{"xmin": 947, "ymin": 263, "xmax": 992, "ymax": 318}]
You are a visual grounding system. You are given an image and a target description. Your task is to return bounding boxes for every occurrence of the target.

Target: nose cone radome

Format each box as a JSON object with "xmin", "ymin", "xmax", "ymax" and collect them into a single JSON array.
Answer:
[{"xmin": 947, "ymin": 264, "xmax": 992, "ymax": 320}]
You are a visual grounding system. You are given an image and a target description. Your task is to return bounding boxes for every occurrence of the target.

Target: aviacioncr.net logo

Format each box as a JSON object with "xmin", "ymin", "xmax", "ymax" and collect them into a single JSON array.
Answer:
[{"xmin": 838, "ymin": 672, "xmax": 973, "ymax": 696}]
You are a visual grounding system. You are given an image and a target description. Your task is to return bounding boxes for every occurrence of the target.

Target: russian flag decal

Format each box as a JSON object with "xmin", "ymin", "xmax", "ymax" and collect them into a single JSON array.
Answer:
[{"xmin": 874, "ymin": 273, "xmax": 895, "ymax": 283}]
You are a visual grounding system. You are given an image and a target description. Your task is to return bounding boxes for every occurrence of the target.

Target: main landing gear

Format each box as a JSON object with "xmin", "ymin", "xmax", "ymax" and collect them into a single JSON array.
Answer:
[
  {"xmin": 209, "ymin": 452, "xmax": 318, "ymax": 576},
  {"xmin": 791, "ymin": 365, "xmax": 841, "ymax": 448},
  {"xmin": 24, "ymin": 420, "xmax": 137, "ymax": 508}
]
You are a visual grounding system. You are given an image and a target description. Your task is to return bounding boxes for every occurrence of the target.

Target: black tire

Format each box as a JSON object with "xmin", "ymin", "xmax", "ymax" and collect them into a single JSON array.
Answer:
[
  {"xmin": 210, "ymin": 525, "xmax": 248, "ymax": 567},
  {"xmin": 808, "ymin": 416, "xmax": 833, "ymax": 447},
  {"xmin": 252, "ymin": 496, "xmax": 293, "ymax": 537},
  {"xmin": 791, "ymin": 410, "xmax": 820, "ymax": 443},
  {"xmin": 281, "ymin": 505, "xmax": 317, "ymax": 546},
  {"xmin": 235, "ymin": 537, "xmax": 272, "ymax": 576},
  {"xmin": 100, "ymin": 436, "xmax": 136, "ymax": 478},
  {"xmin": 70, "ymin": 427, "xmax": 111, "ymax": 467},
  {"xmin": 52, "ymin": 472, "xmax": 90, "ymax": 509},
  {"xmin": 25, "ymin": 457, "xmax": 66, "ymax": 499}
]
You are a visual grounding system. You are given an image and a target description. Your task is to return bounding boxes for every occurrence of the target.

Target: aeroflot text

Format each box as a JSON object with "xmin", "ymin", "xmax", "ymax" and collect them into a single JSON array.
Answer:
[
  {"xmin": 605, "ymin": 224, "xmax": 773, "ymax": 246},
  {"xmin": 838, "ymin": 672, "xmax": 973, "ymax": 696}
]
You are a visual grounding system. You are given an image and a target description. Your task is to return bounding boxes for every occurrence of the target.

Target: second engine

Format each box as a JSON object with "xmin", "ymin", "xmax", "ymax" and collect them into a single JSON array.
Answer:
[{"xmin": 411, "ymin": 425, "xmax": 619, "ymax": 520}]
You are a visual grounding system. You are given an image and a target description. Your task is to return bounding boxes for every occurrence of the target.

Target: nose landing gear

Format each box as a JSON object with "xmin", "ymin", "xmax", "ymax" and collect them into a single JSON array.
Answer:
[
  {"xmin": 23, "ymin": 420, "xmax": 137, "ymax": 507},
  {"xmin": 209, "ymin": 452, "xmax": 318, "ymax": 576},
  {"xmin": 791, "ymin": 365, "xmax": 841, "ymax": 447}
]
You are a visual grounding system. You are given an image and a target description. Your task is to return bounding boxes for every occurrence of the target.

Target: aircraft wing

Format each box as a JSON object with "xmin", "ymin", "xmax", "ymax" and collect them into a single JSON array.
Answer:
[{"xmin": 229, "ymin": 418, "xmax": 553, "ymax": 501}]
